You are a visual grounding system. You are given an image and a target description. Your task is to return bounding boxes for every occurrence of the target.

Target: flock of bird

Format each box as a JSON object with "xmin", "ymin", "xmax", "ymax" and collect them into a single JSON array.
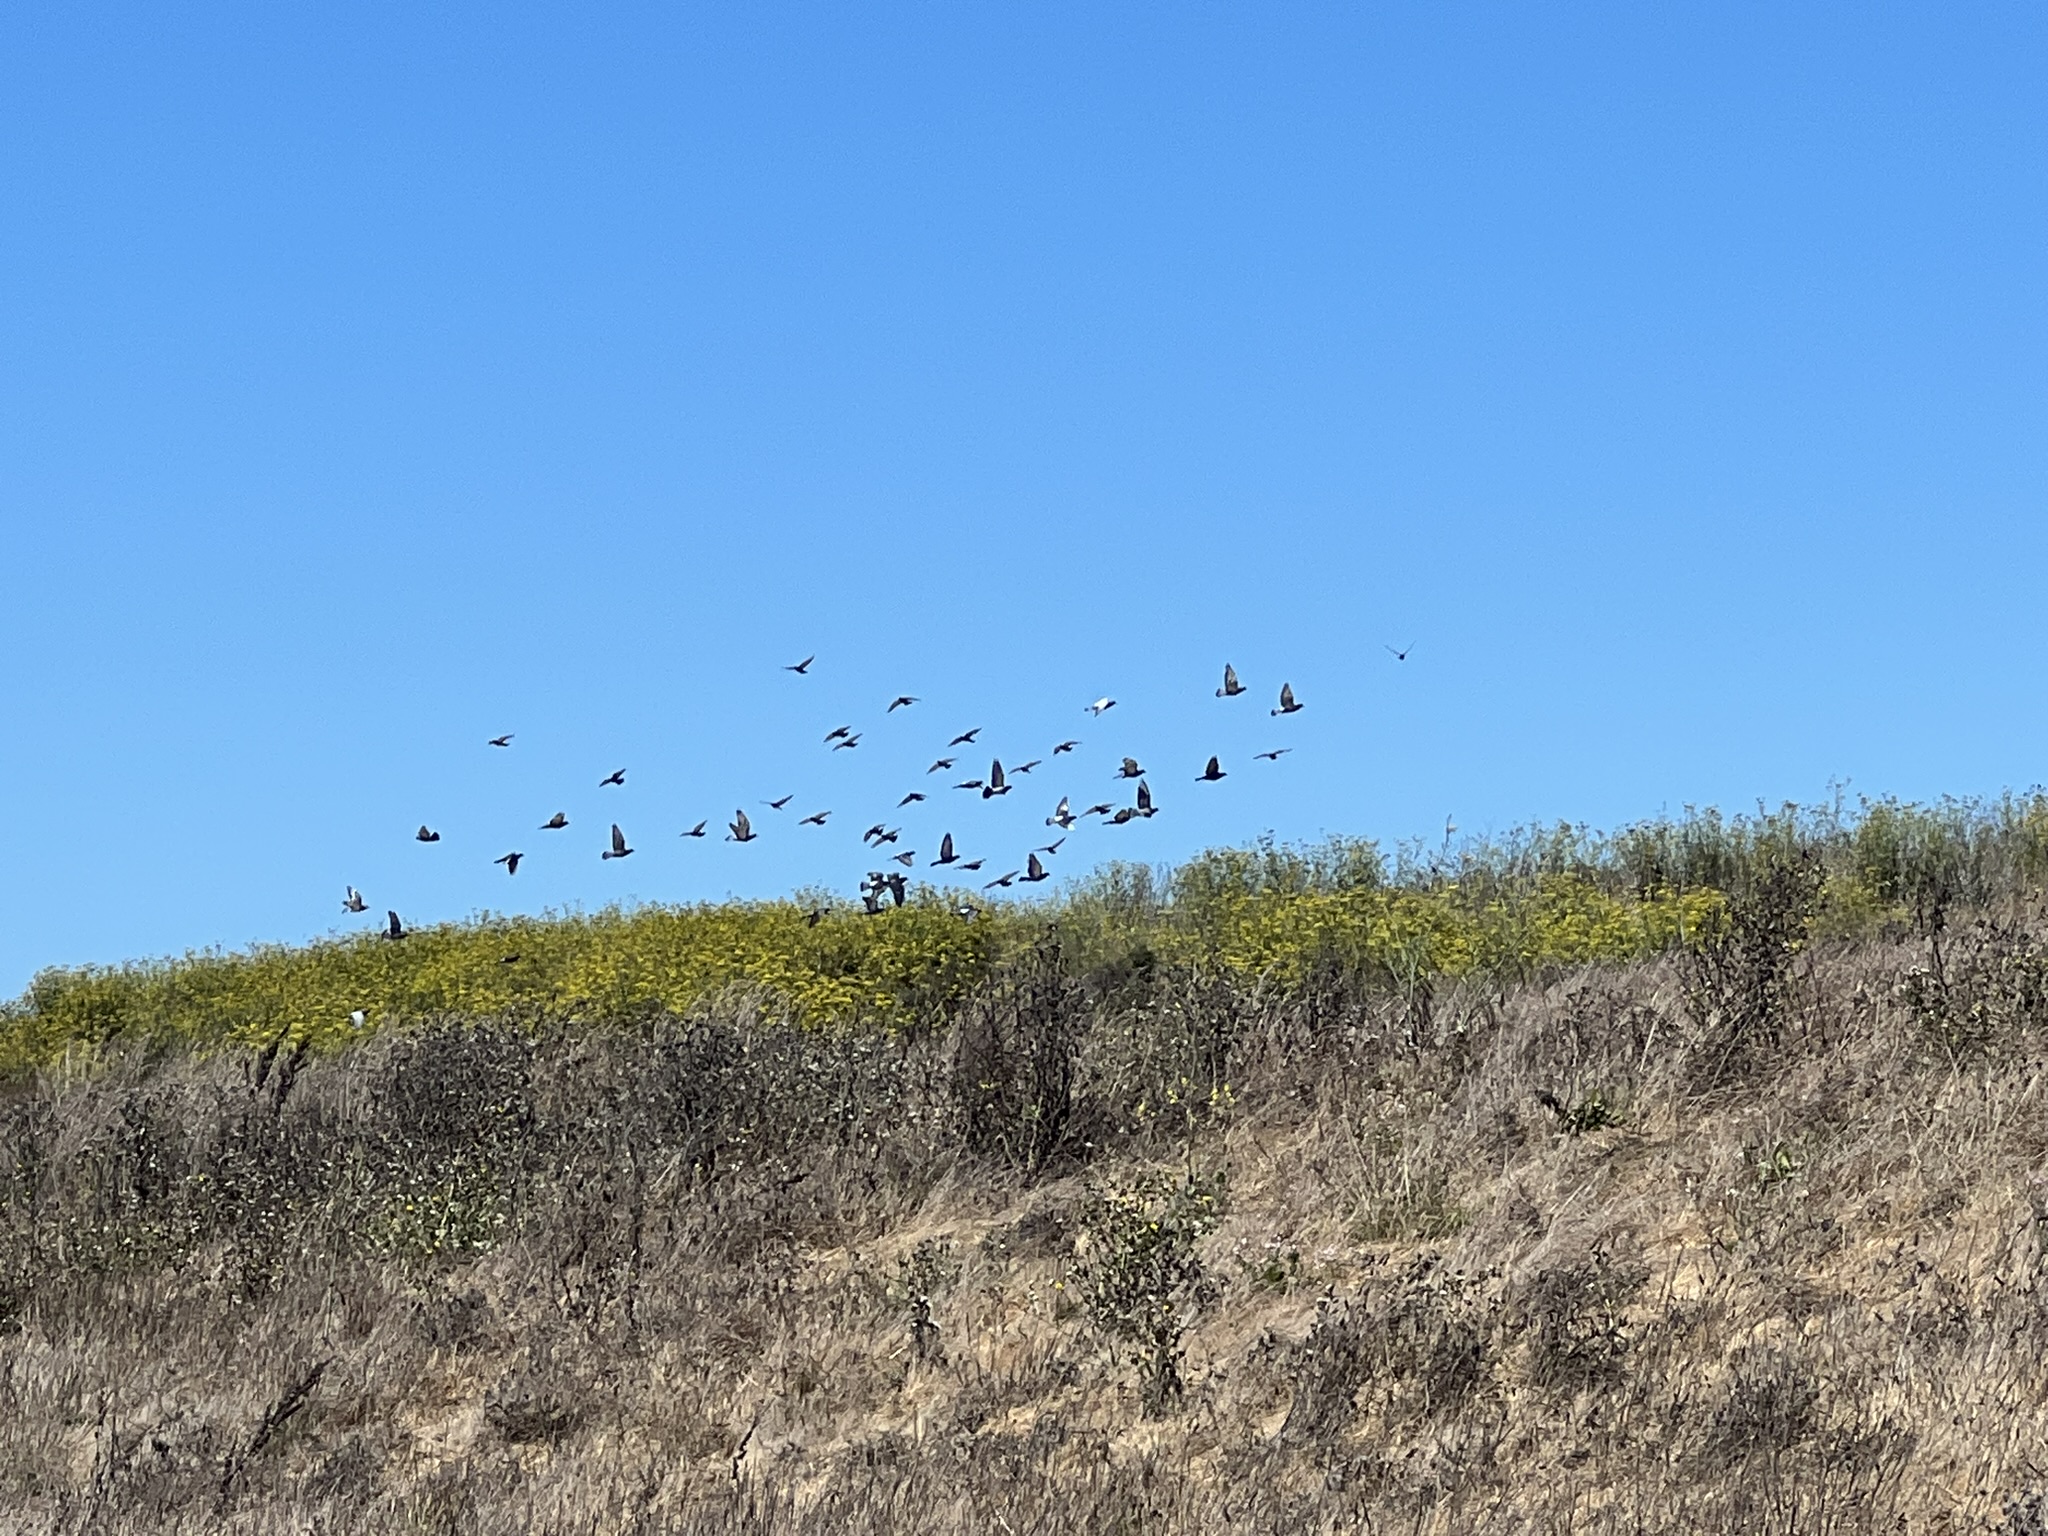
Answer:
[{"xmin": 348, "ymin": 652, "xmax": 1411, "ymax": 938}]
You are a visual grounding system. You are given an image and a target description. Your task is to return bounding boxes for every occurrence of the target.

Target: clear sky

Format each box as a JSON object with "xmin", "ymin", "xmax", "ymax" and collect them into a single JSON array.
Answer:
[{"xmin": 3, "ymin": 3, "xmax": 2044, "ymax": 994}]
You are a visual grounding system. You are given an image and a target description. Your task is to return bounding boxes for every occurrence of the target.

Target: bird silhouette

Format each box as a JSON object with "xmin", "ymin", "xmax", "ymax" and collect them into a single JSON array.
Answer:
[
  {"xmin": 1047, "ymin": 797, "xmax": 1075, "ymax": 830},
  {"xmin": 489, "ymin": 734, "xmax": 514, "ymax": 747},
  {"xmin": 928, "ymin": 758, "xmax": 956, "ymax": 774},
  {"xmin": 1216, "ymin": 664, "xmax": 1245, "ymax": 698},
  {"xmin": 1110, "ymin": 808, "xmax": 1138, "ymax": 825},
  {"xmin": 933, "ymin": 833, "xmax": 959, "ymax": 865},
  {"xmin": 948, "ymin": 728, "xmax": 981, "ymax": 747},
  {"xmin": 1272, "ymin": 683, "xmax": 1303, "ymax": 716},
  {"xmin": 863, "ymin": 823, "xmax": 890, "ymax": 845},
  {"xmin": 1053, "ymin": 740, "xmax": 1080, "ymax": 754},
  {"xmin": 765, "ymin": 794, "xmax": 795, "ymax": 810},
  {"xmin": 824, "ymin": 726, "xmax": 852, "ymax": 744},
  {"xmin": 985, "ymin": 870, "xmax": 1020, "ymax": 889},
  {"xmin": 958, "ymin": 859, "xmax": 985, "ymax": 872},
  {"xmin": 1021, "ymin": 853, "xmax": 1050, "ymax": 883},
  {"xmin": 862, "ymin": 889, "xmax": 883, "ymax": 916},
  {"xmin": 954, "ymin": 779, "xmax": 984, "ymax": 792},
  {"xmin": 1081, "ymin": 802, "xmax": 1114, "ymax": 818},
  {"xmin": 1197, "ymin": 756, "xmax": 1226, "ymax": 782},
  {"xmin": 1253, "ymin": 749, "xmax": 1291, "ymax": 761},
  {"xmin": 885, "ymin": 873, "xmax": 907, "ymax": 906},
  {"xmin": 805, "ymin": 907, "xmax": 827, "ymax": 927},
  {"xmin": 982, "ymin": 761, "xmax": 1010, "ymax": 799},
  {"xmin": 1036, "ymin": 837, "xmax": 1065, "ymax": 856},
  {"xmin": 874, "ymin": 828, "xmax": 901, "ymax": 845},
  {"xmin": 600, "ymin": 769, "xmax": 627, "ymax": 787},
  {"xmin": 416, "ymin": 826, "xmax": 441, "ymax": 843},
  {"xmin": 799, "ymin": 810, "xmax": 831, "ymax": 826},
  {"xmin": 1137, "ymin": 780, "xmax": 1156, "ymax": 817},
  {"xmin": 1087, "ymin": 697, "xmax": 1116, "ymax": 716},
  {"xmin": 682, "ymin": 820, "xmax": 708, "ymax": 838},
  {"xmin": 385, "ymin": 911, "xmax": 406, "ymax": 941},
  {"xmin": 602, "ymin": 824, "xmax": 633, "ymax": 860},
  {"xmin": 1011, "ymin": 759, "xmax": 1041, "ymax": 775},
  {"xmin": 495, "ymin": 852, "xmax": 523, "ymax": 875},
  {"xmin": 888, "ymin": 696, "xmax": 919, "ymax": 711},
  {"xmin": 897, "ymin": 791, "xmax": 926, "ymax": 808},
  {"xmin": 891, "ymin": 851, "xmax": 916, "ymax": 867},
  {"xmin": 343, "ymin": 887, "xmax": 367, "ymax": 913},
  {"xmin": 1386, "ymin": 643, "xmax": 1414, "ymax": 662},
  {"xmin": 727, "ymin": 810, "xmax": 756, "ymax": 843},
  {"xmin": 832, "ymin": 734, "xmax": 861, "ymax": 751},
  {"xmin": 785, "ymin": 655, "xmax": 815, "ymax": 674},
  {"xmin": 539, "ymin": 813, "xmax": 567, "ymax": 830},
  {"xmin": 1116, "ymin": 757, "xmax": 1145, "ymax": 779}
]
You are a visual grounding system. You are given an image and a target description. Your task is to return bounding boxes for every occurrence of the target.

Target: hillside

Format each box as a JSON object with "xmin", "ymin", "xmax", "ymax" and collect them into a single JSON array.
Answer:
[{"xmin": 4, "ymin": 799, "xmax": 2048, "ymax": 1533}]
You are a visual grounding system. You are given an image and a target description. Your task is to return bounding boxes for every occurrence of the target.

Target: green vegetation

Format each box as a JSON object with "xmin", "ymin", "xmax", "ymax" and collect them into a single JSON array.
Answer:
[{"xmin": 9, "ymin": 793, "xmax": 2047, "ymax": 1075}]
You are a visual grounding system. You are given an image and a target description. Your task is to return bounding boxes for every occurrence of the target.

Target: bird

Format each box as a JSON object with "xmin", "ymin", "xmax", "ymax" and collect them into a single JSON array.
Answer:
[
  {"xmin": 1081, "ymin": 802, "xmax": 1114, "ymax": 818},
  {"xmin": 1109, "ymin": 808, "xmax": 1138, "ymax": 825},
  {"xmin": 1053, "ymin": 740, "xmax": 1080, "ymax": 754},
  {"xmin": 541, "ymin": 812, "xmax": 569, "ymax": 830},
  {"xmin": 824, "ymin": 726, "xmax": 852, "ymax": 744},
  {"xmin": 800, "ymin": 810, "xmax": 831, "ymax": 827},
  {"xmin": 985, "ymin": 870, "xmax": 1020, "ymax": 889},
  {"xmin": 682, "ymin": 820, "xmax": 708, "ymax": 838},
  {"xmin": 1011, "ymin": 760, "xmax": 1041, "ymax": 775},
  {"xmin": 1086, "ymin": 697, "xmax": 1116, "ymax": 716},
  {"xmin": 1116, "ymin": 757, "xmax": 1145, "ymax": 779},
  {"xmin": 385, "ymin": 911, "xmax": 406, "ymax": 941},
  {"xmin": 1216, "ymin": 664, "xmax": 1245, "ymax": 698},
  {"xmin": 1021, "ymin": 853, "xmax": 1050, "ymax": 884},
  {"xmin": 832, "ymin": 734, "xmax": 861, "ymax": 751},
  {"xmin": 933, "ymin": 833, "xmax": 959, "ymax": 865},
  {"xmin": 1047, "ymin": 797, "xmax": 1075, "ymax": 830},
  {"xmin": 603, "ymin": 824, "xmax": 634, "ymax": 860},
  {"xmin": 495, "ymin": 852, "xmax": 523, "ymax": 875},
  {"xmin": 343, "ymin": 887, "xmax": 367, "ymax": 914},
  {"xmin": 891, "ymin": 851, "xmax": 916, "ymax": 867},
  {"xmin": 953, "ymin": 902, "xmax": 981, "ymax": 921},
  {"xmin": 349, "ymin": 1008, "xmax": 368, "ymax": 1028},
  {"xmin": 887, "ymin": 696, "xmax": 919, "ymax": 711},
  {"xmin": 499, "ymin": 954, "xmax": 520, "ymax": 965},
  {"xmin": 1386, "ymin": 643, "xmax": 1414, "ymax": 662},
  {"xmin": 1197, "ymin": 756, "xmax": 1226, "ymax": 782},
  {"xmin": 1135, "ymin": 780, "xmax": 1156, "ymax": 817},
  {"xmin": 948, "ymin": 728, "xmax": 981, "ymax": 747},
  {"xmin": 982, "ymin": 761, "xmax": 1009, "ymax": 799},
  {"xmin": 885, "ymin": 873, "xmax": 907, "ymax": 906},
  {"xmin": 1036, "ymin": 837, "xmax": 1065, "ymax": 856},
  {"xmin": 805, "ymin": 907, "xmax": 827, "ymax": 927},
  {"xmin": 928, "ymin": 758, "xmax": 956, "ymax": 774},
  {"xmin": 728, "ymin": 810, "xmax": 756, "ymax": 843},
  {"xmin": 765, "ymin": 794, "xmax": 795, "ymax": 810},
  {"xmin": 958, "ymin": 859, "xmax": 985, "ymax": 872},
  {"xmin": 897, "ymin": 791, "xmax": 926, "ymax": 808},
  {"xmin": 874, "ymin": 828, "xmax": 901, "ymax": 846},
  {"xmin": 1272, "ymin": 683, "xmax": 1303, "ymax": 716},
  {"xmin": 489, "ymin": 733, "xmax": 514, "ymax": 747},
  {"xmin": 785, "ymin": 655, "xmax": 815, "ymax": 674},
  {"xmin": 954, "ymin": 779, "xmax": 984, "ymax": 792},
  {"xmin": 862, "ymin": 889, "xmax": 883, "ymax": 916},
  {"xmin": 1253, "ymin": 749, "xmax": 1291, "ymax": 762},
  {"xmin": 863, "ymin": 823, "xmax": 890, "ymax": 845},
  {"xmin": 600, "ymin": 769, "xmax": 627, "ymax": 787},
  {"xmin": 416, "ymin": 826, "xmax": 441, "ymax": 843}
]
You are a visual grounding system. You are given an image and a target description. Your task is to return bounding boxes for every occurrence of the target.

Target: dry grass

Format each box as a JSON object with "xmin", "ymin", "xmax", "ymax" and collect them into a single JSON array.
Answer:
[{"xmin": 5, "ymin": 906, "xmax": 2048, "ymax": 1533}]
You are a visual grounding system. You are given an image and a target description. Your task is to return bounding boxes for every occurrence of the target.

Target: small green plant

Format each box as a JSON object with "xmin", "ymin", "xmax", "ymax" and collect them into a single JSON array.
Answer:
[
  {"xmin": 1535, "ymin": 1088, "xmax": 1619, "ymax": 1136},
  {"xmin": 1075, "ymin": 1168, "xmax": 1227, "ymax": 1417}
]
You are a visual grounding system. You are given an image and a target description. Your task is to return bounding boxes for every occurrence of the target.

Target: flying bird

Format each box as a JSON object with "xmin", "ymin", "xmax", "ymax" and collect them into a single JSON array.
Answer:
[
  {"xmin": 1081, "ymin": 802, "xmax": 1114, "ymax": 818},
  {"xmin": 954, "ymin": 779, "xmax": 984, "ymax": 792},
  {"xmin": 933, "ymin": 833, "xmax": 959, "ymax": 865},
  {"xmin": 897, "ymin": 791, "xmax": 926, "ymax": 808},
  {"xmin": 682, "ymin": 820, "xmax": 708, "ymax": 838},
  {"xmin": 1272, "ymin": 683, "xmax": 1303, "ymax": 716},
  {"xmin": 600, "ymin": 769, "xmax": 627, "ymax": 787},
  {"xmin": 874, "ymin": 828, "xmax": 901, "ymax": 845},
  {"xmin": 891, "ymin": 851, "xmax": 916, "ymax": 867},
  {"xmin": 765, "ymin": 794, "xmax": 795, "ymax": 810},
  {"xmin": 1036, "ymin": 837, "xmax": 1066, "ymax": 856},
  {"xmin": 1116, "ymin": 758, "xmax": 1145, "ymax": 780},
  {"xmin": 602, "ymin": 824, "xmax": 633, "ymax": 860},
  {"xmin": 1011, "ymin": 760, "xmax": 1041, "ymax": 775},
  {"xmin": 799, "ymin": 810, "xmax": 831, "ymax": 827},
  {"xmin": 832, "ymin": 734, "xmax": 861, "ymax": 751},
  {"xmin": 1053, "ymin": 740, "xmax": 1080, "ymax": 754},
  {"xmin": 785, "ymin": 655, "xmax": 815, "ymax": 674},
  {"xmin": 343, "ymin": 887, "xmax": 367, "ymax": 913},
  {"xmin": 862, "ymin": 890, "xmax": 883, "ymax": 916},
  {"xmin": 948, "ymin": 728, "xmax": 981, "ymax": 747},
  {"xmin": 541, "ymin": 812, "xmax": 569, "ymax": 830},
  {"xmin": 1021, "ymin": 853, "xmax": 1050, "ymax": 884},
  {"xmin": 1216, "ymin": 664, "xmax": 1245, "ymax": 698},
  {"xmin": 1386, "ymin": 643, "xmax": 1414, "ymax": 662},
  {"xmin": 1136, "ymin": 780, "xmax": 1156, "ymax": 817},
  {"xmin": 982, "ymin": 761, "xmax": 1009, "ymax": 799},
  {"xmin": 863, "ymin": 823, "xmax": 889, "ymax": 845},
  {"xmin": 805, "ymin": 907, "xmax": 827, "ymax": 927},
  {"xmin": 1253, "ymin": 749, "xmax": 1291, "ymax": 762},
  {"xmin": 985, "ymin": 870, "xmax": 1020, "ymax": 889},
  {"xmin": 489, "ymin": 734, "xmax": 514, "ymax": 747},
  {"xmin": 1197, "ymin": 756, "xmax": 1226, "ymax": 782},
  {"xmin": 1047, "ymin": 797, "xmax": 1075, "ymax": 830},
  {"xmin": 385, "ymin": 911, "xmax": 406, "ymax": 941},
  {"xmin": 416, "ymin": 826, "xmax": 441, "ymax": 843},
  {"xmin": 928, "ymin": 758, "xmax": 956, "ymax": 774},
  {"xmin": 1109, "ymin": 808, "xmax": 1138, "ymax": 825},
  {"xmin": 887, "ymin": 696, "xmax": 919, "ymax": 712},
  {"xmin": 1086, "ymin": 697, "xmax": 1116, "ymax": 716},
  {"xmin": 824, "ymin": 726, "xmax": 852, "ymax": 744},
  {"xmin": 495, "ymin": 852, "xmax": 523, "ymax": 875},
  {"xmin": 885, "ymin": 873, "xmax": 907, "ymax": 907},
  {"xmin": 728, "ymin": 810, "xmax": 756, "ymax": 843},
  {"xmin": 958, "ymin": 859, "xmax": 985, "ymax": 872}
]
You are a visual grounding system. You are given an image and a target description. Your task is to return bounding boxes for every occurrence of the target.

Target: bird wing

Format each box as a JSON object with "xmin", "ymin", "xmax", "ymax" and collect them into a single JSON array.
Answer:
[
  {"xmin": 939, "ymin": 833, "xmax": 954, "ymax": 859},
  {"xmin": 1028, "ymin": 854, "xmax": 1046, "ymax": 879},
  {"xmin": 989, "ymin": 760, "xmax": 1004, "ymax": 789}
]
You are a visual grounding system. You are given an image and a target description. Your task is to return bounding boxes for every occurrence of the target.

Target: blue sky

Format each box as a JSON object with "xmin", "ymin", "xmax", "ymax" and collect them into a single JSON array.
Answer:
[{"xmin": 3, "ymin": 3, "xmax": 2044, "ymax": 993}]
